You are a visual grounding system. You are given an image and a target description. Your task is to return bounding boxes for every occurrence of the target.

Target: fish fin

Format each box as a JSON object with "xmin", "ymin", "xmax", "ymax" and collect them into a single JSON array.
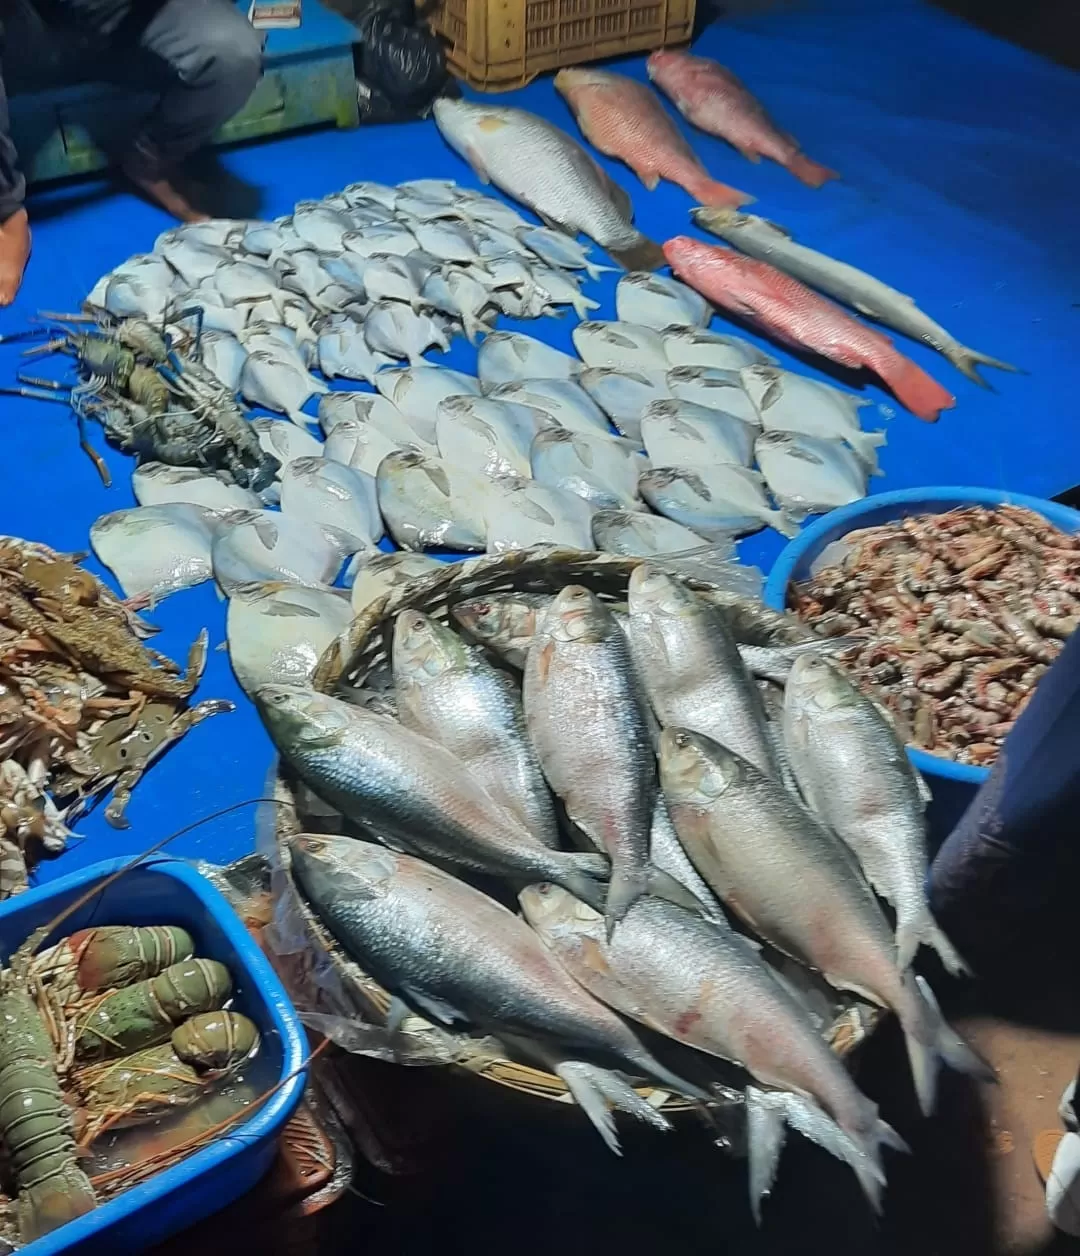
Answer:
[
  {"xmin": 686, "ymin": 174, "xmax": 755, "ymax": 209},
  {"xmin": 759, "ymin": 378, "xmax": 783, "ymax": 411},
  {"xmin": 461, "ymin": 313, "xmax": 488, "ymax": 344},
  {"xmin": 734, "ymin": 145, "xmax": 762, "ymax": 163},
  {"xmin": 777, "ymin": 1090, "xmax": 897, "ymax": 1213},
  {"xmin": 557, "ymin": 1060, "xmax": 671, "ymax": 1140},
  {"xmin": 873, "ymin": 356, "xmax": 955, "ymax": 422},
  {"xmin": 462, "ymin": 144, "xmax": 492, "ymax": 184},
  {"xmin": 897, "ymin": 973, "xmax": 995, "ymax": 1116},
  {"xmin": 385, "ymin": 995, "xmax": 412, "ymax": 1034},
  {"xmin": 538, "ymin": 210, "xmax": 569, "ymax": 232},
  {"xmin": 745, "ymin": 1088, "xmax": 787, "ymax": 1223},
  {"xmin": 638, "ymin": 169, "xmax": 662, "ymax": 192},
  {"xmin": 646, "ymin": 865, "xmax": 716, "ymax": 919},
  {"xmin": 769, "ymin": 509, "xmax": 801, "ymax": 539},
  {"xmin": 945, "ymin": 345, "xmax": 1021, "ymax": 387},
  {"xmin": 846, "ymin": 428, "xmax": 888, "ymax": 475},
  {"xmin": 895, "ymin": 911, "xmax": 971, "ymax": 978},
  {"xmin": 398, "ymin": 985, "xmax": 467, "ymax": 1028},
  {"xmin": 783, "ymin": 153, "xmax": 840, "ymax": 188},
  {"xmin": 604, "ymin": 864, "xmax": 650, "ymax": 938},
  {"xmin": 584, "ymin": 261, "xmax": 618, "ymax": 280},
  {"xmin": 560, "ymin": 851, "xmax": 613, "ymax": 914},
  {"xmin": 607, "ymin": 237, "xmax": 667, "ymax": 273},
  {"xmin": 552, "ymin": 1061, "xmax": 621, "ymax": 1154},
  {"xmin": 572, "ymin": 294, "xmax": 601, "ymax": 318}
]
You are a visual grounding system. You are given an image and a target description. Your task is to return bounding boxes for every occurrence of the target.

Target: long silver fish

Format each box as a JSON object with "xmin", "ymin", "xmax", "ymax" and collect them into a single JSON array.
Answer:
[
  {"xmin": 392, "ymin": 611, "xmax": 560, "ymax": 849},
  {"xmin": 659, "ymin": 729, "xmax": 992, "ymax": 1115},
  {"xmin": 782, "ymin": 656, "xmax": 967, "ymax": 975},
  {"xmin": 290, "ymin": 835, "xmax": 702, "ymax": 1150},
  {"xmin": 433, "ymin": 99, "xmax": 664, "ymax": 271},
  {"xmin": 693, "ymin": 209, "xmax": 1016, "ymax": 385},
  {"xmin": 523, "ymin": 586, "xmax": 684, "ymax": 932},
  {"xmin": 521, "ymin": 884, "xmax": 904, "ymax": 1215},
  {"xmin": 627, "ymin": 566, "xmax": 779, "ymax": 778},
  {"xmin": 258, "ymin": 686, "xmax": 608, "ymax": 899}
]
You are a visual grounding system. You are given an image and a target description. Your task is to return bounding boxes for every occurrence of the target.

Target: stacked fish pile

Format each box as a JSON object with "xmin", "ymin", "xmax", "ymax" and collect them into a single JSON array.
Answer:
[
  {"xmin": 259, "ymin": 563, "xmax": 990, "ymax": 1217},
  {"xmin": 88, "ymin": 284, "xmax": 885, "ymax": 615}
]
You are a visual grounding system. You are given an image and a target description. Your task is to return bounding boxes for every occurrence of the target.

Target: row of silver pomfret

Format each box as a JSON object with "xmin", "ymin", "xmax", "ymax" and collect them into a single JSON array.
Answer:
[{"xmin": 257, "ymin": 571, "xmax": 988, "ymax": 1216}]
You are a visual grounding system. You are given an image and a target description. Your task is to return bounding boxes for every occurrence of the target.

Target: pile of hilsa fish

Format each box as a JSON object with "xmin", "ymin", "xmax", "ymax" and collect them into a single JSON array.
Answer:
[
  {"xmin": 0, "ymin": 925, "xmax": 259, "ymax": 1245},
  {"xmin": 0, "ymin": 538, "xmax": 228, "ymax": 898},
  {"xmin": 258, "ymin": 567, "xmax": 990, "ymax": 1218},
  {"xmin": 791, "ymin": 504, "xmax": 1079, "ymax": 766}
]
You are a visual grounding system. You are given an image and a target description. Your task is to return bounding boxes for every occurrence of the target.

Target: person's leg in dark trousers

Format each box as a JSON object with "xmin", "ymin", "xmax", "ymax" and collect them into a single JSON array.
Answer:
[
  {"xmin": 928, "ymin": 625, "xmax": 1080, "ymax": 977},
  {"xmin": 119, "ymin": 0, "xmax": 263, "ymax": 218}
]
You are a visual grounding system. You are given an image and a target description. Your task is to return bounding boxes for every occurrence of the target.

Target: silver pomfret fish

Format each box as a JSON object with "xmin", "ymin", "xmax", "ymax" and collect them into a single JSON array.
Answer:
[
  {"xmin": 693, "ymin": 209, "xmax": 1015, "ymax": 386},
  {"xmin": 783, "ymin": 656, "xmax": 966, "ymax": 975},
  {"xmin": 291, "ymin": 835, "xmax": 704, "ymax": 1149},
  {"xmin": 523, "ymin": 586, "xmax": 659, "ymax": 932},
  {"xmin": 628, "ymin": 566, "xmax": 779, "ymax": 778},
  {"xmin": 433, "ymin": 99, "xmax": 664, "ymax": 271},
  {"xmin": 392, "ymin": 611, "xmax": 560, "ymax": 849},
  {"xmin": 659, "ymin": 729, "xmax": 992, "ymax": 1116},
  {"xmin": 521, "ymin": 884, "xmax": 903, "ymax": 1214},
  {"xmin": 258, "ymin": 685, "xmax": 607, "ymax": 900}
]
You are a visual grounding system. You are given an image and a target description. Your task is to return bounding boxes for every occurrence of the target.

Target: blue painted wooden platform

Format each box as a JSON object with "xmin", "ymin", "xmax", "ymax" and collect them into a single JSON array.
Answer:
[
  {"xmin": 8, "ymin": 0, "xmax": 360, "ymax": 185},
  {"xmin": 2, "ymin": 0, "xmax": 1078, "ymax": 880}
]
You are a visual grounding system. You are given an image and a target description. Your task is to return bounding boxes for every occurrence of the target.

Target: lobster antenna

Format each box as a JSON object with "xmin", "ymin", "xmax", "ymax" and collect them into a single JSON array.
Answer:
[{"xmin": 27, "ymin": 796, "xmax": 293, "ymax": 955}]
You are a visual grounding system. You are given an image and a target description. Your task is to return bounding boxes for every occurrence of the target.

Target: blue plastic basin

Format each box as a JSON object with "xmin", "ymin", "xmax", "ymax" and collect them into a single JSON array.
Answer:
[
  {"xmin": 0, "ymin": 857, "xmax": 307, "ymax": 1256},
  {"xmin": 763, "ymin": 486, "xmax": 1080, "ymax": 791}
]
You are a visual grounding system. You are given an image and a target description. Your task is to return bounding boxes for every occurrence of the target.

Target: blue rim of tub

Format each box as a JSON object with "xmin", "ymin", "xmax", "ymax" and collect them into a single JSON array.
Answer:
[
  {"xmin": 763, "ymin": 486, "xmax": 1080, "ymax": 787},
  {"xmin": 0, "ymin": 855, "xmax": 307, "ymax": 1256}
]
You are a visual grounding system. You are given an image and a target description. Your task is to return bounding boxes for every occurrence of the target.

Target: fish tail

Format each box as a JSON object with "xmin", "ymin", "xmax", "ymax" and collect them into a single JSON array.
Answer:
[
  {"xmin": 685, "ymin": 173, "xmax": 756, "ymax": 210},
  {"xmin": 604, "ymin": 863, "xmax": 650, "ymax": 937},
  {"xmin": 874, "ymin": 354, "xmax": 956, "ymax": 422},
  {"xmin": 846, "ymin": 428, "xmax": 888, "ymax": 476},
  {"xmin": 572, "ymin": 293, "xmax": 602, "ymax": 319},
  {"xmin": 560, "ymin": 851, "xmax": 612, "ymax": 914},
  {"xmin": 645, "ymin": 864, "xmax": 715, "ymax": 918},
  {"xmin": 607, "ymin": 235, "xmax": 667, "ymax": 273},
  {"xmin": 584, "ymin": 261, "xmax": 618, "ymax": 280},
  {"xmin": 895, "ymin": 909, "xmax": 971, "ymax": 978},
  {"xmin": 461, "ymin": 313, "xmax": 488, "ymax": 345},
  {"xmin": 896, "ymin": 972, "xmax": 994, "ymax": 1116},
  {"xmin": 768, "ymin": 508, "xmax": 801, "ymax": 539},
  {"xmin": 554, "ymin": 1060, "xmax": 672, "ymax": 1154},
  {"xmin": 784, "ymin": 152, "xmax": 840, "ymax": 188},
  {"xmin": 945, "ymin": 344, "xmax": 1021, "ymax": 387}
]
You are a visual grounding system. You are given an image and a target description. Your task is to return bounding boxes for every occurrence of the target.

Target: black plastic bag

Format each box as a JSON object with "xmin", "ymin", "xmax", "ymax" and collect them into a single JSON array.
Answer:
[{"xmin": 354, "ymin": 4, "xmax": 450, "ymax": 123}]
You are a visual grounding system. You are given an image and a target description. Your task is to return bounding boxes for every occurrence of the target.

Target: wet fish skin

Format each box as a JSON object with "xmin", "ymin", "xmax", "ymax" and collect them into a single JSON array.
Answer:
[
  {"xmin": 754, "ymin": 430, "xmax": 868, "ymax": 519},
  {"xmin": 433, "ymin": 98, "xmax": 665, "ymax": 270},
  {"xmin": 375, "ymin": 451, "xmax": 489, "ymax": 552},
  {"xmin": 489, "ymin": 379, "xmax": 612, "ymax": 437},
  {"xmin": 279, "ymin": 455, "xmax": 383, "ymax": 545},
  {"xmin": 628, "ymin": 565, "xmax": 778, "ymax": 777},
  {"xmin": 663, "ymin": 236, "xmax": 956, "ymax": 422},
  {"xmin": 477, "ymin": 331, "xmax": 581, "ymax": 392},
  {"xmin": 521, "ymin": 883, "xmax": 901, "ymax": 1212},
  {"xmin": 647, "ymin": 51, "xmax": 837, "ymax": 188},
  {"xmin": 665, "ymin": 365, "xmax": 760, "ymax": 427},
  {"xmin": 350, "ymin": 551, "xmax": 442, "ymax": 617},
  {"xmin": 615, "ymin": 271, "xmax": 710, "ymax": 330},
  {"xmin": 451, "ymin": 591, "xmax": 551, "ymax": 669},
  {"xmin": 523, "ymin": 586, "xmax": 659, "ymax": 932},
  {"xmin": 659, "ymin": 729, "xmax": 992, "ymax": 1115},
  {"xmin": 554, "ymin": 66, "xmax": 751, "ymax": 208},
  {"xmin": 290, "ymin": 835, "xmax": 703, "ymax": 1146},
  {"xmin": 393, "ymin": 610, "xmax": 560, "ymax": 848},
  {"xmin": 572, "ymin": 320, "xmax": 669, "ymax": 371},
  {"xmin": 783, "ymin": 656, "xmax": 967, "ymax": 975},
  {"xmin": 91, "ymin": 504, "xmax": 217, "ymax": 601},
  {"xmin": 696, "ymin": 209, "xmax": 1015, "ymax": 385},
  {"xmin": 639, "ymin": 463, "xmax": 795, "ymax": 539},
  {"xmin": 578, "ymin": 367, "xmax": 671, "ymax": 441},
  {"xmin": 640, "ymin": 398, "xmax": 756, "ymax": 468},
  {"xmin": 591, "ymin": 508, "xmax": 721, "ymax": 559},
  {"xmin": 484, "ymin": 476, "xmax": 596, "ymax": 553},
  {"xmin": 663, "ymin": 325, "xmax": 777, "ymax": 371},
  {"xmin": 740, "ymin": 364, "xmax": 886, "ymax": 474},
  {"xmin": 259, "ymin": 686, "xmax": 608, "ymax": 897},
  {"xmin": 226, "ymin": 580, "xmax": 352, "ymax": 695},
  {"xmin": 531, "ymin": 427, "xmax": 646, "ymax": 511}
]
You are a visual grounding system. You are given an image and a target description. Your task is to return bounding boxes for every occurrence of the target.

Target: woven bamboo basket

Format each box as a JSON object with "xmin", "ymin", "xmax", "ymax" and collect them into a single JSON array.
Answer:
[{"xmin": 273, "ymin": 547, "xmax": 879, "ymax": 1113}]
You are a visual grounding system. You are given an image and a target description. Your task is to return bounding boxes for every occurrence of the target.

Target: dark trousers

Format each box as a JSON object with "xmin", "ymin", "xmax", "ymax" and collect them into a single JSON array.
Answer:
[
  {"xmin": 928, "ymin": 625, "xmax": 1080, "ymax": 972},
  {"xmin": 0, "ymin": 0, "xmax": 264, "ymax": 219}
]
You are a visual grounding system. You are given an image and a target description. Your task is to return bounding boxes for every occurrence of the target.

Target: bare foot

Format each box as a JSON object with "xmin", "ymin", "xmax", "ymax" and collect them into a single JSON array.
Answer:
[
  {"xmin": 121, "ymin": 164, "xmax": 210, "ymax": 224},
  {"xmin": 0, "ymin": 209, "xmax": 31, "ymax": 306}
]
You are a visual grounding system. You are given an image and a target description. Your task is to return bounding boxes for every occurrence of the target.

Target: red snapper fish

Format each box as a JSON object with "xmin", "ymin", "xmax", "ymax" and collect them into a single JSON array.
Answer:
[
  {"xmin": 647, "ymin": 50, "xmax": 838, "ymax": 189},
  {"xmin": 554, "ymin": 67, "xmax": 752, "ymax": 209},
  {"xmin": 663, "ymin": 236, "xmax": 955, "ymax": 422}
]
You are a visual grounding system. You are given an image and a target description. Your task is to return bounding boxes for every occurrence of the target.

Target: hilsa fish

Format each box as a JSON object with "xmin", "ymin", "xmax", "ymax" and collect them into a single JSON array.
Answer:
[
  {"xmin": 695, "ymin": 209, "xmax": 1016, "ymax": 386},
  {"xmin": 664, "ymin": 236, "xmax": 956, "ymax": 422},
  {"xmin": 647, "ymin": 50, "xmax": 838, "ymax": 188},
  {"xmin": 554, "ymin": 67, "xmax": 752, "ymax": 209}
]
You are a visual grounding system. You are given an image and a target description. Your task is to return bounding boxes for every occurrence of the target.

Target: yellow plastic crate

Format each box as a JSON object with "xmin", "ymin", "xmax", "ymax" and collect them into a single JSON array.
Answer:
[{"xmin": 429, "ymin": 0, "xmax": 695, "ymax": 91}]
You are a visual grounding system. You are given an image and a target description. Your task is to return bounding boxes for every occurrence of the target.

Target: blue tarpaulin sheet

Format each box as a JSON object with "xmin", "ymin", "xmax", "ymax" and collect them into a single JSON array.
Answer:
[{"xmin": 2, "ymin": 0, "xmax": 1077, "ymax": 880}]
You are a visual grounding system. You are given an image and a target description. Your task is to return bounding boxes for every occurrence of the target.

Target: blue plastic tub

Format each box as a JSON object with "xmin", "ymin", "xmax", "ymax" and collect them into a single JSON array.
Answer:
[
  {"xmin": 763, "ymin": 486, "xmax": 1080, "ymax": 792},
  {"xmin": 0, "ymin": 857, "xmax": 307, "ymax": 1256}
]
